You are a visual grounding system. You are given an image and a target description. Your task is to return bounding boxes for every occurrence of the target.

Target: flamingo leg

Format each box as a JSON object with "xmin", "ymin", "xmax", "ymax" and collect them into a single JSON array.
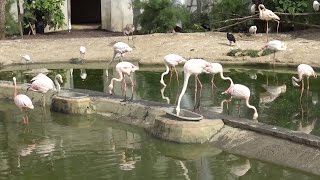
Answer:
[
  {"xmin": 129, "ymin": 75, "xmax": 134, "ymax": 101},
  {"xmin": 276, "ymin": 20, "xmax": 280, "ymax": 35},
  {"xmin": 42, "ymin": 94, "xmax": 45, "ymax": 107},
  {"xmin": 211, "ymin": 74, "xmax": 217, "ymax": 89},
  {"xmin": 173, "ymin": 66, "xmax": 179, "ymax": 86},
  {"xmin": 106, "ymin": 52, "xmax": 117, "ymax": 76},
  {"xmin": 194, "ymin": 75, "xmax": 198, "ymax": 109},
  {"xmin": 307, "ymin": 77, "xmax": 310, "ymax": 90},
  {"xmin": 273, "ymin": 51, "xmax": 276, "ymax": 67},
  {"xmin": 302, "ymin": 79, "xmax": 305, "ymax": 91},
  {"xmin": 266, "ymin": 21, "xmax": 269, "ymax": 42},
  {"xmin": 237, "ymin": 100, "xmax": 241, "ymax": 117},
  {"xmin": 169, "ymin": 67, "xmax": 173, "ymax": 86}
]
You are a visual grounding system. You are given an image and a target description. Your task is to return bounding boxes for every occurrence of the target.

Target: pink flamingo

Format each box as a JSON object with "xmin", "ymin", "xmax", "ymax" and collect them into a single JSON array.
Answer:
[
  {"xmin": 108, "ymin": 61, "xmax": 139, "ymax": 102},
  {"xmin": 13, "ymin": 77, "xmax": 34, "ymax": 124},
  {"xmin": 160, "ymin": 54, "xmax": 187, "ymax": 87},
  {"xmin": 292, "ymin": 64, "xmax": 317, "ymax": 91},
  {"xmin": 222, "ymin": 82, "xmax": 258, "ymax": 120},
  {"xmin": 28, "ymin": 73, "xmax": 63, "ymax": 106},
  {"xmin": 258, "ymin": 4, "xmax": 280, "ymax": 41},
  {"xmin": 175, "ymin": 59, "xmax": 212, "ymax": 116},
  {"xmin": 106, "ymin": 42, "xmax": 133, "ymax": 76}
]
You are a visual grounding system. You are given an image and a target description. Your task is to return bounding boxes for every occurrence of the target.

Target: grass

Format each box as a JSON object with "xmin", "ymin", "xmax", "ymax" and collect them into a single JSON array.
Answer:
[{"xmin": 227, "ymin": 48, "xmax": 273, "ymax": 58}]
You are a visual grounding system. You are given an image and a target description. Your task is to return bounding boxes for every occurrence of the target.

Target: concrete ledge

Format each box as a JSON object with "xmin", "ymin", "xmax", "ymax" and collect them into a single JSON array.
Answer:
[
  {"xmin": 149, "ymin": 116, "xmax": 224, "ymax": 144},
  {"xmin": 222, "ymin": 117, "xmax": 320, "ymax": 148}
]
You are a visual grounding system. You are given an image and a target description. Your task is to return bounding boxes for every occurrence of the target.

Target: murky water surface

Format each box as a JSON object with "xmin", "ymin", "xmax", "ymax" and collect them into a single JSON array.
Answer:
[{"xmin": 0, "ymin": 65, "xmax": 319, "ymax": 179}]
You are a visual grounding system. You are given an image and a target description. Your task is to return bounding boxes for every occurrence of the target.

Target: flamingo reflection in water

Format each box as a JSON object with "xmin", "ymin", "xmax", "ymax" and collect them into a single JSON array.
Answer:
[
  {"xmin": 230, "ymin": 159, "xmax": 251, "ymax": 177},
  {"xmin": 259, "ymin": 84, "xmax": 286, "ymax": 108}
]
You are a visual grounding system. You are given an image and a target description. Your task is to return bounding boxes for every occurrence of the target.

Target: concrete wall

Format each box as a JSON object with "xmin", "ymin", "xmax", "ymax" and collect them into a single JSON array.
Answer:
[{"xmin": 101, "ymin": 0, "xmax": 133, "ymax": 32}]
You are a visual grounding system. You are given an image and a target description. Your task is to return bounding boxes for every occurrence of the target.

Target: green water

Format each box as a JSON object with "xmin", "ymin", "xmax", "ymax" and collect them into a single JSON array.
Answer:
[{"xmin": 0, "ymin": 100, "xmax": 319, "ymax": 179}]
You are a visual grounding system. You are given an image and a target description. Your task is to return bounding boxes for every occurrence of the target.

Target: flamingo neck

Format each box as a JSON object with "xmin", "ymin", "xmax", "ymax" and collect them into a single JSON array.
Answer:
[
  {"xmin": 109, "ymin": 69, "xmax": 124, "ymax": 91},
  {"xmin": 245, "ymin": 98, "xmax": 258, "ymax": 119},
  {"xmin": 13, "ymin": 79, "xmax": 17, "ymax": 98},
  {"xmin": 160, "ymin": 65, "xmax": 170, "ymax": 86},
  {"xmin": 219, "ymin": 72, "xmax": 234, "ymax": 85},
  {"xmin": 54, "ymin": 78, "xmax": 61, "ymax": 92},
  {"xmin": 176, "ymin": 72, "xmax": 191, "ymax": 115}
]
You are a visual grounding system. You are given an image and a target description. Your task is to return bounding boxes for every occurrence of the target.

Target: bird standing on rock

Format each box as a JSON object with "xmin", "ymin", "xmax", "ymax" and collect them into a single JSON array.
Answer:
[
  {"xmin": 160, "ymin": 54, "xmax": 187, "ymax": 87},
  {"xmin": 227, "ymin": 32, "xmax": 236, "ymax": 46}
]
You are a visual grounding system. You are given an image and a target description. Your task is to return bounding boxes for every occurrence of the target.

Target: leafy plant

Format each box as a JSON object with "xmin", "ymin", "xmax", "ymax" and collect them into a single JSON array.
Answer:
[
  {"xmin": 272, "ymin": 0, "xmax": 308, "ymax": 14},
  {"xmin": 132, "ymin": 0, "xmax": 189, "ymax": 33},
  {"xmin": 23, "ymin": 0, "xmax": 65, "ymax": 32}
]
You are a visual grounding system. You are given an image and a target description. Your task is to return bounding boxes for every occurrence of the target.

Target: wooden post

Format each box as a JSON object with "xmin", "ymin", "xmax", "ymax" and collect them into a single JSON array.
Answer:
[{"xmin": 16, "ymin": 0, "xmax": 23, "ymax": 38}]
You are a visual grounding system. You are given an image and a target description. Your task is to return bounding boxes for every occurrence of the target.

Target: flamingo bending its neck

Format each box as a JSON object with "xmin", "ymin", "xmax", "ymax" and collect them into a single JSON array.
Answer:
[
  {"xmin": 13, "ymin": 77, "xmax": 34, "ymax": 124},
  {"xmin": 206, "ymin": 63, "xmax": 233, "ymax": 88},
  {"xmin": 108, "ymin": 61, "xmax": 139, "ymax": 102},
  {"xmin": 160, "ymin": 54, "xmax": 187, "ymax": 87},
  {"xmin": 222, "ymin": 82, "xmax": 258, "ymax": 120},
  {"xmin": 258, "ymin": 4, "xmax": 280, "ymax": 41},
  {"xmin": 106, "ymin": 42, "xmax": 133, "ymax": 76},
  {"xmin": 292, "ymin": 64, "xmax": 317, "ymax": 90},
  {"xmin": 176, "ymin": 59, "xmax": 211, "ymax": 116}
]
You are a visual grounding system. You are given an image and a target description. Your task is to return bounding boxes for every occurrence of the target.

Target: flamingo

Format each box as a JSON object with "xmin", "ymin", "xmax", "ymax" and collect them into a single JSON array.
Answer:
[
  {"xmin": 292, "ymin": 64, "xmax": 317, "ymax": 91},
  {"xmin": 222, "ymin": 82, "xmax": 258, "ymax": 120},
  {"xmin": 206, "ymin": 63, "xmax": 233, "ymax": 88},
  {"xmin": 79, "ymin": 46, "xmax": 86, "ymax": 63},
  {"xmin": 108, "ymin": 61, "xmax": 139, "ymax": 102},
  {"xmin": 263, "ymin": 40, "xmax": 286, "ymax": 66},
  {"xmin": 160, "ymin": 54, "xmax": 187, "ymax": 87},
  {"xmin": 249, "ymin": 26, "xmax": 257, "ymax": 35},
  {"xmin": 106, "ymin": 42, "xmax": 133, "ymax": 76},
  {"xmin": 258, "ymin": 4, "xmax": 280, "ymax": 41},
  {"xmin": 12, "ymin": 77, "xmax": 34, "ymax": 124},
  {"xmin": 123, "ymin": 24, "xmax": 135, "ymax": 44},
  {"xmin": 313, "ymin": 0, "xmax": 320, "ymax": 11},
  {"xmin": 175, "ymin": 59, "xmax": 212, "ymax": 116},
  {"xmin": 28, "ymin": 73, "xmax": 63, "ymax": 106}
]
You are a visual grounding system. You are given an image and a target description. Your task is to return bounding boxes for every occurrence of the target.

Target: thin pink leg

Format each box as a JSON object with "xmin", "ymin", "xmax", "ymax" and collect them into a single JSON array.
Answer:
[{"xmin": 173, "ymin": 67, "xmax": 179, "ymax": 86}]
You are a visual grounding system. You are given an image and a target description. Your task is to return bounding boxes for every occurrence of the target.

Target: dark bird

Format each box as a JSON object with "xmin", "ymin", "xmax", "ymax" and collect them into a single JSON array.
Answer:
[{"xmin": 227, "ymin": 32, "xmax": 236, "ymax": 46}]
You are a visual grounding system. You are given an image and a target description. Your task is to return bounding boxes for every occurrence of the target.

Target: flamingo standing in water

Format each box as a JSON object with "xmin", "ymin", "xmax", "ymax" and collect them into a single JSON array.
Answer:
[
  {"xmin": 28, "ymin": 73, "xmax": 63, "ymax": 107},
  {"xmin": 13, "ymin": 77, "xmax": 34, "ymax": 124},
  {"xmin": 263, "ymin": 40, "xmax": 286, "ymax": 66},
  {"xmin": 106, "ymin": 42, "xmax": 133, "ymax": 76},
  {"xmin": 222, "ymin": 82, "xmax": 258, "ymax": 120},
  {"xmin": 292, "ymin": 64, "xmax": 317, "ymax": 91},
  {"xmin": 258, "ymin": 4, "xmax": 280, "ymax": 41},
  {"xmin": 175, "ymin": 59, "xmax": 211, "ymax": 116},
  {"xmin": 160, "ymin": 54, "xmax": 187, "ymax": 87},
  {"xmin": 206, "ymin": 63, "xmax": 233, "ymax": 88},
  {"xmin": 108, "ymin": 61, "xmax": 139, "ymax": 102}
]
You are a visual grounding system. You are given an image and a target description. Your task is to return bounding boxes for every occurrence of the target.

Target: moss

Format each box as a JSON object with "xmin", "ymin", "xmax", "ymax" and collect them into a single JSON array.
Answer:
[
  {"xmin": 242, "ymin": 49, "xmax": 260, "ymax": 58},
  {"xmin": 227, "ymin": 49, "xmax": 241, "ymax": 56}
]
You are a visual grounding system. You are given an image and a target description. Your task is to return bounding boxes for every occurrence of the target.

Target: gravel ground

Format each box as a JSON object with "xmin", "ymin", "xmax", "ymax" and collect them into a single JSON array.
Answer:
[{"xmin": 0, "ymin": 29, "xmax": 319, "ymax": 68}]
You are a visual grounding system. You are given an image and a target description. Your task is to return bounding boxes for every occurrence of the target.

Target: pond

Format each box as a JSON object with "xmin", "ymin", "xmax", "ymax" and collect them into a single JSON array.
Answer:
[
  {"xmin": 1, "ymin": 65, "xmax": 318, "ymax": 135},
  {"xmin": 0, "ymin": 99, "xmax": 319, "ymax": 179}
]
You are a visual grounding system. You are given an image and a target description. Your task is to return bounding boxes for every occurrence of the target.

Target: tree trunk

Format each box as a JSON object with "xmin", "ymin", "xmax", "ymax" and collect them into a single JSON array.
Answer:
[{"xmin": 0, "ymin": 0, "xmax": 6, "ymax": 39}]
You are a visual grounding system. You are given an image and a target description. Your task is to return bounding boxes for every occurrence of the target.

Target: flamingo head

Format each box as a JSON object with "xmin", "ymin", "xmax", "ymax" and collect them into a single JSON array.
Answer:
[
  {"xmin": 56, "ymin": 74, "xmax": 63, "ymax": 83},
  {"xmin": 258, "ymin": 4, "xmax": 265, "ymax": 10},
  {"xmin": 132, "ymin": 65, "xmax": 139, "ymax": 72},
  {"xmin": 28, "ymin": 104, "xmax": 34, "ymax": 109},
  {"xmin": 108, "ymin": 84, "xmax": 114, "ymax": 95}
]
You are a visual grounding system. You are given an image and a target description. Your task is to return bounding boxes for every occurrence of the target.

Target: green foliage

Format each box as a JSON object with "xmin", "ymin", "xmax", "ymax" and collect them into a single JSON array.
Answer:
[
  {"xmin": 210, "ymin": 0, "xmax": 250, "ymax": 31},
  {"xmin": 272, "ymin": 0, "xmax": 308, "ymax": 14},
  {"xmin": 5, "ymin": 0, "xmax": 20, "ymax": 35},
  {"xmin": 132, "ymin": 0, "xmax": 189, "ymax": 33},
  {"xmin": 23, "ymin": 0, "xmax": 65, "ymax": 30},
  {"xmin": 183, "ymin": 12, "xmax": 210, "ymax": 32}
]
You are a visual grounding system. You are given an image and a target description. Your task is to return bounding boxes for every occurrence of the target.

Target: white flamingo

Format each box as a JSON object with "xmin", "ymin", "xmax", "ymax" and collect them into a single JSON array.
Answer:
[
  {"xmin": 313, "ymin": 0, "xmax": 320, "ymax": 11},
  {"xmin": 21, "ymin": 55, "xmax": 32, "ymax": 69},
  {"xmin": 249, "ymin": 25, "xmax": 257, "ymax": 35},
  {"xmin": 263, "ymin": 40, "xmax": 286, "ymax": 66},
  {"xmin": 108, "ymin": 61, "xmax": 139, "ymax": 102},
  {"xmin": 28, "ymin": 73, "xmax": 63, "ymax": 106},
  {"xmin": 160, "ymin": 54, "xmax": 187, "ymax": 87},
  {"xmin": 258, "ymin": 4, "xmax": 280, "ymax": 41},
  {"xmin": 106, "ymin": 42, "xmax": 133, "ymax": 76},
  {"xmin": 206, "ymin": 63, "xmax": 233, "ymax": 88},
  {"xmin": 292, "ymin": 64, "xmax": 317, "ymax": 90},
  {"xmin": 13, "ymin": 77, "xmax": 34, "ymax": 124},
  {"xmin": 222, "ymin": 82, "xmax": 258, "ymax": 120},
  {"xmin": 175, "ymin": 59, "xmax": 212, "ymax": 116},
  {"xmin": 123, "ymin": 24, "xmax": 135, "ymax": 44}
]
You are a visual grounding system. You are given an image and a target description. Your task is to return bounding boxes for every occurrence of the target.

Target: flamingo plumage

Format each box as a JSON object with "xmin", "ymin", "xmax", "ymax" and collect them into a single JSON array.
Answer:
[
  {"xmin": 106, "ymin": 42, "xmax": 133, "ymax": 76},
  {"xmin": 175, "ymin": 59, "xmax": 212, "ymax": 116},
  {"xmin": 108, "ymin": 61, "xmax": 139, "ymax": 102},
  {"xmin": 160, "ymin": 54, "xmax": 187, "ymax": 87},
  {"xmin": 292, "ymin": 64, "xmax": 317, "ymax": 90},
  {"xmin": 258, "ymin": 4, "xmax": 280, "ymax": 41},
  {"xmin": 13, "ymin": 77, "xmax": 34, "ymax": 124},
  {"xmin": 222, "ymin": 82, "xmax": 258, "ymax": 120},
  {"xmin": 263, "ymin": 40, "xmax": 286, "ymax": 66},
  {"xmin": 206, "ymin": 63, "xmax": 233, "ymax": 88}
]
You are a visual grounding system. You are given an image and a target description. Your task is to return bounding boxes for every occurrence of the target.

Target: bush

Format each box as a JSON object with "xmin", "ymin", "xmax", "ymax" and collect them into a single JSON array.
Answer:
[{"xmin": 132, "ymin": 0, "xmax": 189, "ymax": 33}]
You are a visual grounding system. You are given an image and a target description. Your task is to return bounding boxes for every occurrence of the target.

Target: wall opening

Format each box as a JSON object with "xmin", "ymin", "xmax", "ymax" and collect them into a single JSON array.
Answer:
[{"xmin": 71, "ymin": 0, "xmax": 101, "ymax": 24}]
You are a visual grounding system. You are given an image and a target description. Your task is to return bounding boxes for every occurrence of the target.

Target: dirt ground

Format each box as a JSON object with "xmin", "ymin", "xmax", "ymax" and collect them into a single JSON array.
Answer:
[{"xmin": 0, "ymin": 29, "xmax": 320, "ymax": 68}]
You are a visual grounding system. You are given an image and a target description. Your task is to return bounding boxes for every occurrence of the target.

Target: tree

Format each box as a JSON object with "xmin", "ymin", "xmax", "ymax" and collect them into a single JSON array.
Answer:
[{"xmin": 0, "ymin": 0, "xmax": 6, "ymax": 39}]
